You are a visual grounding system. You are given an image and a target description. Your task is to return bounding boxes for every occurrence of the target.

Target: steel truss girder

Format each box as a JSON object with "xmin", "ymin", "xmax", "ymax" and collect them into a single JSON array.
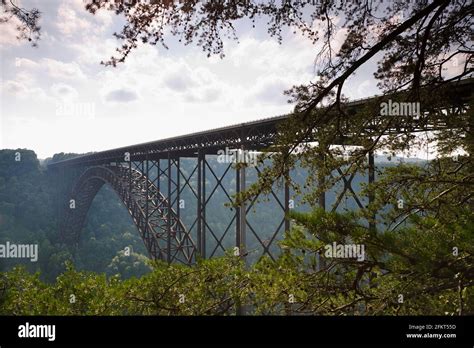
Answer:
[{"xmin": 48, "ymin": 78, "xmax": 473, "ymax": 169}]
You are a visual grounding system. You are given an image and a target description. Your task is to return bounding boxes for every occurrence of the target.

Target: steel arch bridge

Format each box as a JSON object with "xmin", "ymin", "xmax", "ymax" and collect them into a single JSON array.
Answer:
[
  {"xmin": 60, "ymin": 165, "xmax": 195, "ymax": 264},
  {"xmin": 48, "ymin": 78, "xmax": 473, "ymax": 265}
]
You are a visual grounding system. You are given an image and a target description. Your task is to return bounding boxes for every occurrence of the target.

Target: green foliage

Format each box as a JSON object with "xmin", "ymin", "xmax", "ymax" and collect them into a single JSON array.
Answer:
[
  {"xmin": 106, "ymin": 250, "xmax": 152, "ymax": 279},
  {"xmin": 1, "ymin": 202, "xmax": 471, "ymax": 316},
  {"xmin": 281, "ymin": 207, "xmax": 474, "ymax": 315},
  {"xmin": 0, "ymin": 255, "xmax": 247, "ymax": 315}
]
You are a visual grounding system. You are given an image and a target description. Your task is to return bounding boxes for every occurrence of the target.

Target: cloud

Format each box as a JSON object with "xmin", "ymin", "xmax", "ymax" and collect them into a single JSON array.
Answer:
[
  {"xmin": 55, "ymin": 0, "xmax": 113, "ymax": 37},
  {"xmin": 3, "ymin": 80, "xmax": 28, "ymax": 95},
  {"xmin": 43, "ymin": 58, "xmax": 86, "ymax": 80},
  {"xmin": 104, "ymin": 88, "xmax": 139, "ymax": 103},
  {"xmin": 56, "ymin": 3, "xmax": 92, "ymax": 36},
  {"xmin": 225, "ymin": 36, "xmax": 316, "ymax": 106},
  {"xmin": 163, "ymin": 72, "xmax": 197, "ymax": 92},
  {"xmin": 0, "ymin": 14, "xmax": 22, "ymax": 47},
  {"xmin": 68, "ymin": 0, "xmax": 113, "ymax": 28},
  {"xmin": 184, "ymin": 87, "xmax": 221, "ymax": 103},
  {"xmin": 51, "ymin": 83, "xmax": 78, "ymax": 100},
  {"xmin": 355, "ymin": 79, "xmax": 375, "ymax": 100},
  {"xmin": 228, "ymin": 36, "xmax": 315, "ymax": 83},
  {"xmin": 69, "ymin": 35, "xmax": 117, "ymax": 66},
  {"xmin": 251, "ymin": 78, "xmax": 290, "ymax": 105},
  {"xmin": 1, "ymin": 78, "xmax": 49, "ymax": 102},
  {"xmin": 14, "ymin": 58, "xmax": 39, "ymax": 69},
  {"xmin": 159, "ymin": 59, "xmax": 224, "ymax": 102},
  {"xmin": 15, "ymin": 57, "xmax": 86, "ymax": 80}
]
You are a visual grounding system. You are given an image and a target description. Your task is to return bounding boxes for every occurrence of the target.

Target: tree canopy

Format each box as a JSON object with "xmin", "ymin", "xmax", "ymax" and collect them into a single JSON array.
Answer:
[{"xmin": 0, "ymin": 0, "xmax": 41, "ymax": 46}]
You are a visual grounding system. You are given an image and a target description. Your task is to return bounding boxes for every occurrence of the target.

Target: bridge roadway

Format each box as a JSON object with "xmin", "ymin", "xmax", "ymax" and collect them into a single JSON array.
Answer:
[{"xmin": 48, "ymin": 78, "xmax": 472, "ymax": 169}]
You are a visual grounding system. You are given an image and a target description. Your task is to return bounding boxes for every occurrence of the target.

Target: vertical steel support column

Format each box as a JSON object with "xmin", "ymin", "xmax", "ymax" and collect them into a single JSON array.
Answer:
[
  {"xmin": 318, "ymin": 153, "xmax": 326, "ymax": 271},
  {"xmin": 239, "ymin": 156, "xmax": 246, "ymax": 259},
  {"xmin": 284, "ymin": 172, "xmax": 290, "ymax": 232},
  {"xmin": 176, "ymin": 158, "xmax": 180, "ymax": 224},
  {"xmin": 201, "ymin": 154, "xmax": 206, "ymax": 259},
  {"xmin": 197, "ymin": 151, "xmax": 202, "ymax": 258},
  {"xmin": 236, "ymin": 158, "xmax": 247, "ymax": 315},
  {"xmin": 368, "ymin": 150, "xmax": 375, "ymax": 233},
  {"xmin": 318, "ymin": 153, "xmax": 326, "ymax": 210},
  {"xmin": 236, "ymin": 165, "xmax": 241, "ymax": 250},
  {"xmin": 167, "ymin": 154, "xmax": 172, "ymax": 264},
  {"xmin": 157, "ymin": 159, "xmax": 161, "ymax": 192},
  {"xmin": 145, "ymin": 154, "xmax": 149, "ymax": 241}
]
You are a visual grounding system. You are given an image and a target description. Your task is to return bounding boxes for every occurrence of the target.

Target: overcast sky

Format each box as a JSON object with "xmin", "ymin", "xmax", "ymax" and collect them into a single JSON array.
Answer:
[{"xmin": 1, "ymin": 0, "xmax": 455, "ymax": 159}]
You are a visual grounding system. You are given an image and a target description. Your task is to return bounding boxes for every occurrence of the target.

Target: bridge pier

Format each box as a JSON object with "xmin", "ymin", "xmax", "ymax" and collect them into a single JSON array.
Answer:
[
  {"xmin": 368, "ymin": 150, "xmax": 375, "ymax": 233},
  {"xmin": 197, "ymin": 151, "xmax": 203, "ymax": 259},
  {"xmin": 236, "ymin": 159, "xmax": 246, "ymax": 259},
  {"xmin": 284, "ymin": 169, "xmax": 290, "ymax": 233}
]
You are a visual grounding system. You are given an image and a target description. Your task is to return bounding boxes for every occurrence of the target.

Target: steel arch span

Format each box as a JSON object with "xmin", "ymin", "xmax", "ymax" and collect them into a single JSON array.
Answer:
[{"xmin": 60, "ymin": 165, "xmax": 196, "ymax": 264}]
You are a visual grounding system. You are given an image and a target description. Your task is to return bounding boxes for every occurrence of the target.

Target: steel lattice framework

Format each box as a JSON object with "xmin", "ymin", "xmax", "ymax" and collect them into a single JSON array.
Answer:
[
  {"xmin": 60, "ymin": 165, "xmax": 195, "ymax": 263},
  {"xmin": 49, "ymin": 78, "xmax": 473, "ymax": 265}
]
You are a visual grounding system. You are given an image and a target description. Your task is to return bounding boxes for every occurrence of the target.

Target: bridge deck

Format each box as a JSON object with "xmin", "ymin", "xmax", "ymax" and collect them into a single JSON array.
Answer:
[{"xmin": 48, "ymin": 78, "xmax": 473, "ymax": 168}]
